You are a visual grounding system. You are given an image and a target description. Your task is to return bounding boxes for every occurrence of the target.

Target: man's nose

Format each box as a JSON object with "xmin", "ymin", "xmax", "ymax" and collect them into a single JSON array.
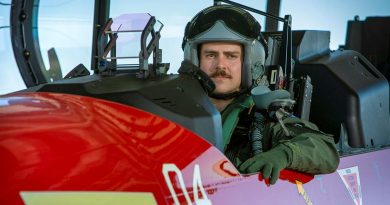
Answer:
[{"xmin": 216, "ymin": 55, "xmax": 227, "ymax": 69}]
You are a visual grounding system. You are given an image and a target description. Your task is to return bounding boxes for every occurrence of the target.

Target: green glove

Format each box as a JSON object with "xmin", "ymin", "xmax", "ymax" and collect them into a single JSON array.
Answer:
[{"xmin": 239, "ymin": 144, "xmax": 291, "ymax": 185}]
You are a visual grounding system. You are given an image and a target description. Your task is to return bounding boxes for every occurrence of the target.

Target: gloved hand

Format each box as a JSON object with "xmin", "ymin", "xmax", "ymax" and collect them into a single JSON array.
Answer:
[{"xmin": 239, "ymin": 144, "xmax": 291, "ymax": 185}]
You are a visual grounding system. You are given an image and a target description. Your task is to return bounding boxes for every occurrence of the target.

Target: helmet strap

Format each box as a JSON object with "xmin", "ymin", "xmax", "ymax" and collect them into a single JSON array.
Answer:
[{"xmin": 209, "ymin": 89, "xmax": 248, "ymax": 100}]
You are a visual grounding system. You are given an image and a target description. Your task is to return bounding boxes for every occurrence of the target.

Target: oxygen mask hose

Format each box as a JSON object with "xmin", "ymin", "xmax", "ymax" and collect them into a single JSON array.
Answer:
[
  {"xmin": 250, "ymin": 85, "xmax": 295, "ymax": 144},
  {"xmin": 250, "ymin": 112, "xmax": 265, "ymax": 155}
]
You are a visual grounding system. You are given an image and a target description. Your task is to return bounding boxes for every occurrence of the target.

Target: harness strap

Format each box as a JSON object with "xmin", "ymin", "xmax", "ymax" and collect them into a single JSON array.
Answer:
[{"xmin": 222, "ymin": 96, "xmax": 253, "ymax": 151}]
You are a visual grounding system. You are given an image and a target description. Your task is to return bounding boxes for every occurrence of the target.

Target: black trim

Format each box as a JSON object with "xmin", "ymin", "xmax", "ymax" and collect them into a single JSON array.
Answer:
[
  {"xmin": 10, "ymin": 0, "xmax": 48, "ymax": 87},
  {"xmin": 91, "ymin": 0, "xmax": 110, "ymax": 72},
  {"xmin": 265, "ymin": 0, "xmax": 281, "ymax": 31}
]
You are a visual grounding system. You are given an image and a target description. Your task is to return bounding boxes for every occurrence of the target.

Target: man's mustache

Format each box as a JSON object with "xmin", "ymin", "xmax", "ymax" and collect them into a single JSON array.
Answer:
[{"xmin": 209, "ymin": 68, "xmax": 232, "ymax": 79}]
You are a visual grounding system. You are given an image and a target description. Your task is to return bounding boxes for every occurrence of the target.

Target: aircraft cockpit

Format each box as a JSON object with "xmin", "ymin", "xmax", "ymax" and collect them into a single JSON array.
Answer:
[
  {"xmin": 1, "ymin": 1, "xmax": 390, "ymax": 205},
  {"xmin": 2, "ymin": 0, "xmax": 390, "ymax": 154}
]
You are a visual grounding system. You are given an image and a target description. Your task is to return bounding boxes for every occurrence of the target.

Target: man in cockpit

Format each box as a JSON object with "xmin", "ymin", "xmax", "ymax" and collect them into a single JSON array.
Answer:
[{"xmin": 180, "ymin": 4, "xmax": 339, "ymax": 184}]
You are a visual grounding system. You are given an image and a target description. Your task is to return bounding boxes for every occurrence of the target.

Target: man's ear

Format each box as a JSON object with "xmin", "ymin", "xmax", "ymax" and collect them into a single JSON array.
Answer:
[{"xmin": 178, "ymin": 60, "xmax": 216, "ymax": 94}]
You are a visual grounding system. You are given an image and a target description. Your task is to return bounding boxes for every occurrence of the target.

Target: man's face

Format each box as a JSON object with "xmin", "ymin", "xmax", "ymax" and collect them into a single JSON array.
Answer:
[{"xmin": 199, "ymin": 42, "xmax": 242, "ymax": 95}]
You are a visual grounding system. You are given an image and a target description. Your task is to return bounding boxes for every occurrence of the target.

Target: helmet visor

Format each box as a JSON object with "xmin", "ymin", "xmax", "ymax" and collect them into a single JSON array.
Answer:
[{"xmin": 186, "ymin": 5, "xmax": 261, "ymax": 40}]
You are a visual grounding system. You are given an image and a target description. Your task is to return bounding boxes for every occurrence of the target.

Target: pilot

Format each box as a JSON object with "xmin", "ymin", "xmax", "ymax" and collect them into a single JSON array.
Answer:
[{"xmin": 180, "ymin": 4, "xmax": 339, "ymax": 184}]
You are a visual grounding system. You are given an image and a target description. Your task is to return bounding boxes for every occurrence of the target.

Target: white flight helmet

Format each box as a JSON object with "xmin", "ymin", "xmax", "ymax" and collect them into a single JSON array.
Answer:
[{"xmin": 182, "ymin": 5, "xmax": 268, "ymax": 92}]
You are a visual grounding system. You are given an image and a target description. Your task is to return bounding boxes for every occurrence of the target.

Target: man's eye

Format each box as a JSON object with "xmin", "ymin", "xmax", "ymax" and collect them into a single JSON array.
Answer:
[
  {"xmin": 206, "ymin": 54, "xmax": 215, "ymax": 58},
  {"xmin": 228, "ymin": 55, "xmax": 238, "ymax": 59}
]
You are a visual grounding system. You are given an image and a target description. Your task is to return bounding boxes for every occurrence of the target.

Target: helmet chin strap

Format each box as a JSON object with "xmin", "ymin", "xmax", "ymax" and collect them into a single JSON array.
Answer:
[{"xmin": 209, "ymin": 88, "xmax": 248, "ymax": 100}]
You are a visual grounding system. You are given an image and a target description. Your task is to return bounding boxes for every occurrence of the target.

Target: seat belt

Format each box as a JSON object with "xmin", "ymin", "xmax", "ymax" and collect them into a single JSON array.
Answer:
[{"xmin": 222, "ymin": 96, "xmax": 253, "ymax": 151}]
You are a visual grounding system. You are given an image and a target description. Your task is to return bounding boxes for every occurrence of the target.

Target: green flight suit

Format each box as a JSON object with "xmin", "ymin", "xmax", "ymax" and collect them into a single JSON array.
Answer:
[{"xmin": 221, "ymin": 94, "xmax": 340, "ymax": 174}]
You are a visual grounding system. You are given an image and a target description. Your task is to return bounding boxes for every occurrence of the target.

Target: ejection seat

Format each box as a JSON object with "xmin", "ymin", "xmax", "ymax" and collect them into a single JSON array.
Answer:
[{"xmin": 290, "ymin": 30, "xmax": 390, "ymax": 152}]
